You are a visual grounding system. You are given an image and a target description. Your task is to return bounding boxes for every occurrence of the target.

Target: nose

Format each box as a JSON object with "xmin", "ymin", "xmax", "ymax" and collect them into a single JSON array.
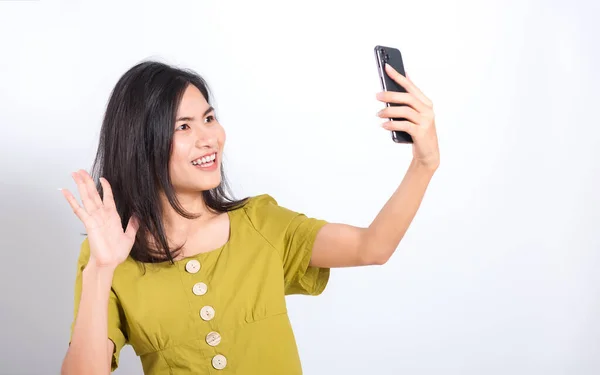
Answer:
[{"xmin": 194, "ymin": 127, "xmax": 216, "ymax": 149}]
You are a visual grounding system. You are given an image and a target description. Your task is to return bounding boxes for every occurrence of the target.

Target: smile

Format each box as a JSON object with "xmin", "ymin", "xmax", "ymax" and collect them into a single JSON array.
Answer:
[{"xmin": 191, "ymin": 153, "xmax": 217, "ymax": 170}]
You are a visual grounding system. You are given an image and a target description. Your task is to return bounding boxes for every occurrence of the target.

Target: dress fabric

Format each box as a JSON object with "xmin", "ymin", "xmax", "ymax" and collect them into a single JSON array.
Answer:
[{"xmin": 68, "ymin": 194, "xmax": 330, "ymax": 374}]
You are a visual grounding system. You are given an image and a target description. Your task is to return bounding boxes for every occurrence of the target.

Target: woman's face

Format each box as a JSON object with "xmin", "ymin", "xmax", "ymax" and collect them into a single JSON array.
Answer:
[{"xmin": 168, "ymin": 84, "xmax": 225, "ymax": 194}]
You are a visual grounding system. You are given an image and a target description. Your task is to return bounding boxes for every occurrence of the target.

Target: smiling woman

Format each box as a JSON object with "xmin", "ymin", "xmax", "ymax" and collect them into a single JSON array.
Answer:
[
  {"xmin": 84, "ymin": 62, "xmax": 247, "ymax": 264},
  {"xmin": 59, "ymin": 59, "xmax": 439, "ymax": 375}
]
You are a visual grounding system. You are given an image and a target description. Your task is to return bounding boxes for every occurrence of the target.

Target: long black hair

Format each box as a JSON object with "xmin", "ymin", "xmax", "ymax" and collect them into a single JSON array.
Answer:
[{"xmin": 89, "ymin": 60, "xmax": 247, "ymax": 263}]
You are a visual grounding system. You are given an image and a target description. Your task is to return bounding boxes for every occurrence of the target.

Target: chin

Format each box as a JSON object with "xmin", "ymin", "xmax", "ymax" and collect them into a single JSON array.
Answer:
[
  {"xmin": 199, "ymin": 177, "xmax": 222, "ymax": 192},
  {"xmin": 172, "ymin": 178, "xmax": 221, "ymax": 195}
]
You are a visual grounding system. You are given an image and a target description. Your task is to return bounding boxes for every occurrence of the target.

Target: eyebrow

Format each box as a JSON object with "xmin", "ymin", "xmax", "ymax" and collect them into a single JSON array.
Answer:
[{"xmin": 176, "ymin": 106, "xmax": 214, "ymax": 122}]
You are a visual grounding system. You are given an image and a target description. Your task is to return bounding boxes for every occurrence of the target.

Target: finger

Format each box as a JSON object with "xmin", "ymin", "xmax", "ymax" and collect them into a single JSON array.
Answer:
[
  {"xmin": 403, "ymin": 74, "xmax": 433, "ymax": 107},
  {"xmin": 72, "ymin": 171, "xmax": 99, "ymax": 214},
  {"xmin": 61, "ymin": 188, "xmax": 91, "ymax": 223},
  {"xmin": 99, "ymin": 177, "xmax": 116, "ymax": 209},
  {"xmin": 385, "ymin": 64, "xmax": 433, "ymax": 108},
  {"xmin": 79, "ymin": 169, "xmax": 103, "ymax": 208},
  {"xmin": 125, "ymin": 215, "xmax": 140, "ymax": 241},
  {"xmin": 376, "ymin": 91, "xmax": 428, "ymax": 113},
  {"xmin": 378, "ymin": 105, "xmax": 422, "ymax": 124},
  {"xmin": 381, "ymin": 120, "xmax": 417, "ymax": 135}
]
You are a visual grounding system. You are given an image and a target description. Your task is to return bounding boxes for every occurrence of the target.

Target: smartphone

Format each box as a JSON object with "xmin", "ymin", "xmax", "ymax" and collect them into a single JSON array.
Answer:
[{"xmin": 374, "ymin": 45, "xmax": 413, "ymax": 143}]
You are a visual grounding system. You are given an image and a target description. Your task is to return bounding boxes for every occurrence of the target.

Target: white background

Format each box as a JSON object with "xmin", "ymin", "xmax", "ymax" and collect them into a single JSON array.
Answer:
[{"xmin": 0, "ymin": 0, "xmax": 599, "ymax": 374}]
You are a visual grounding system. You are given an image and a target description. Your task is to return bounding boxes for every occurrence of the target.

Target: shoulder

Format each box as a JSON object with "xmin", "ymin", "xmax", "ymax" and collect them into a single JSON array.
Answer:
[
  {"xmin": 240, "ymin": 194, "xmax": 299, "ymax": 227},
  {"xmin": 242, "ymin": 193, "xmax": 279, "ymax": 210},
  {"xmin": 238, "ymin": 193, "xmax": 327, "ymax": 244}
]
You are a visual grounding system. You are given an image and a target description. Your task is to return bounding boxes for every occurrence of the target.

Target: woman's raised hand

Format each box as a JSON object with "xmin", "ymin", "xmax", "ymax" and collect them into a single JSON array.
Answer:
[{"xmin": 61, "ymin": 170, "xmax": 139, "ymax": 269}]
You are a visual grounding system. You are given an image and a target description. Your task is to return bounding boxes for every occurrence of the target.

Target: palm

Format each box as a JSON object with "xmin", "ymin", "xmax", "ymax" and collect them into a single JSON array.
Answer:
[{"xmin": 62, "ymin": 170, "xmax": 139, "ymax": 268}]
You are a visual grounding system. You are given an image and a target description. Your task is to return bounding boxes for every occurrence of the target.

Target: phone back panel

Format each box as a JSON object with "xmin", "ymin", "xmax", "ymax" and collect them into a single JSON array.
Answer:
[{"xmin": 374, "ymin": 45, "xmax": 413, "ymax": 143}]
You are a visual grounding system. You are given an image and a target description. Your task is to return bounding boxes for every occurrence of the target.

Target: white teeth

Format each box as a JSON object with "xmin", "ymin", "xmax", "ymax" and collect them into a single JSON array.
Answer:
[{"xmin": 192, "ymin": 153, "xmax": 216, "ymax": 166}]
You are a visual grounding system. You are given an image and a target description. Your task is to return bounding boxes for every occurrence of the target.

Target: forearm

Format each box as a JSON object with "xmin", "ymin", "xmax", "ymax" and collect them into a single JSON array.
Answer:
[
  {"xmin": 363, "ymin": 159, "xmax": 435, "ymax": 264},
  {"xmin": 62, "ymin": 263, "xmax": 114, "ymax": 375}
]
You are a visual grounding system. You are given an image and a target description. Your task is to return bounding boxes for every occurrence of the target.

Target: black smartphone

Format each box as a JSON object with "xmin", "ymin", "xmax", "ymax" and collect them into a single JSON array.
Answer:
[{"xmin": 374, "ymin": 45, "xmax": 413, "ymax": 143}]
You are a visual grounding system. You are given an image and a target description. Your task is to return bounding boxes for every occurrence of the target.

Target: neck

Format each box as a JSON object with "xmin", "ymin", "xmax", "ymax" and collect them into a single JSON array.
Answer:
[{"xmin": 159, "ymin": 190, "xmax": 214, "ymax": 235}]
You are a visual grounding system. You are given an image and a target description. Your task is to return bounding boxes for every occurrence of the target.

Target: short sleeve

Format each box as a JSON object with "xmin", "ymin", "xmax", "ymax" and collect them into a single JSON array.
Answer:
[
  {"xmin": 69, "ymin": 238, "xmax": 128, "ymax": 372},
  {"xmin": 243, "ymin": 194, "xmax": 330, "ymax": 296}
]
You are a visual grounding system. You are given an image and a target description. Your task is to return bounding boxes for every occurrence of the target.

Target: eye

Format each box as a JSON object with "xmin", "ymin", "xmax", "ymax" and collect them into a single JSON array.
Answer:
[
  {"xmin": 204, "ymin": 115, "xmax": 216, "ymax": 124},
  {"xmin": 176, "ymin": 124, "xmax": 190, "ymax": 131}
]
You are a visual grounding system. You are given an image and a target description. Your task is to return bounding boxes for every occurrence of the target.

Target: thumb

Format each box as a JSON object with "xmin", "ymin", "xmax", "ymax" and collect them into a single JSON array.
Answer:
[{"xmin": 125, "ymin": 215, "xmax": 140, "ymax": 239}]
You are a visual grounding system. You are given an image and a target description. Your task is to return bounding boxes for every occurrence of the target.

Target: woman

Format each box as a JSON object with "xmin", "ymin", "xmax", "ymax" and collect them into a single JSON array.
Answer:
[{"xmin": 60, "ymin": 60, "xmax": 439, "ymax": 375}]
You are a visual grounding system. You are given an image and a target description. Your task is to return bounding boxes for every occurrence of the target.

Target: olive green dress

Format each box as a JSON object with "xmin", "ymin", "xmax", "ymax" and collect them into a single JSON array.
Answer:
[{"xmin": 69, "ymin": 194, "xmax": 330, "ymax": 374}]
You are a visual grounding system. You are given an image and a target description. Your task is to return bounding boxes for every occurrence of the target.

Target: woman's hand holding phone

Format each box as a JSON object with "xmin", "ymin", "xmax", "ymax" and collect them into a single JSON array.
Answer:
[{"xmin": 376, "ymin": 63, "xmax": 440, "ymax": 172}]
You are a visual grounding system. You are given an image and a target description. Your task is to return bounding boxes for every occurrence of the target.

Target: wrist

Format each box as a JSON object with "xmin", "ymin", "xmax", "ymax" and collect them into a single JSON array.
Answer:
[
  {"xmin": 410, "ymin": 157, "xmax": 438, "ymax": 176},
  {"xmin": 83, "ymin": 258, "xmax": 117, "ymax": 279},
  {"xmin": 88, "ymin": 253, "xmax": 121, "ymax": 270}
]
